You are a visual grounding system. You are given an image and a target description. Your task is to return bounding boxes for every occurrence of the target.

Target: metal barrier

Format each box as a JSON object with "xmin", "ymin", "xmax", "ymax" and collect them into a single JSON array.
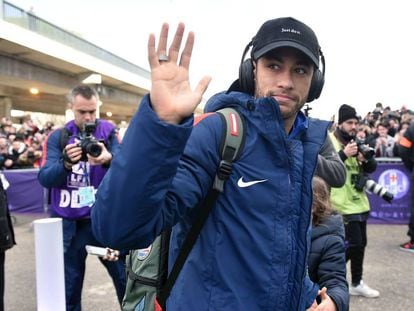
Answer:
[
  {"xmin": 3, "ymin": 168, "xmax": 46, "ymax": 214},
  {"xmin": 3, "ymin": 159, "xmax": 412, "ymax": 224}
]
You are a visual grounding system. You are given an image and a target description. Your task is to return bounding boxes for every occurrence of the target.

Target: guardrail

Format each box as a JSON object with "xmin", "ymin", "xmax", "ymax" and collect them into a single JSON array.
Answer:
[
  {"xmin": 1, "ymin": 0, "xmax": 150, "ymax": 79},
  {"xmin": 3, "ymin": 168, "xmax": 45, "ymax": 214}
]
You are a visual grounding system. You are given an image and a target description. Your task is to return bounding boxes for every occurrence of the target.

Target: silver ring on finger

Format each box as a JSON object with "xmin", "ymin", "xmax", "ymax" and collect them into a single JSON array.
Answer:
[{"xmin": 158, "ymin": 54, "xmax": 169, "ymax": 62}]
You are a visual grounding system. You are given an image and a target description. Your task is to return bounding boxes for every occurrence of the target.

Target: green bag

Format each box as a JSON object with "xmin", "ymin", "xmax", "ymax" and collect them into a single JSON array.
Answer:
[
  {"xmin": 121, "ymin": 108, "xmax": 245, "ymax": 311},
  {"xmin": 122, "ymin": 231, "xmax": 170, "ymax": 311}
]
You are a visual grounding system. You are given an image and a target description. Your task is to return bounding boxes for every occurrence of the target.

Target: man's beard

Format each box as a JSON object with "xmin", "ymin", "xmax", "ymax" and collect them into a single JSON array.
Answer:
[{"xmin": 336, "ymin": 127, "xmax": 356, "ymax": 143}]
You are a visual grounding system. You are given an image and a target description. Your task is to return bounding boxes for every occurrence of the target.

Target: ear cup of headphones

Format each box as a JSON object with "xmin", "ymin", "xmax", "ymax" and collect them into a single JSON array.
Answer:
[
  {"xmin": 307, "ymin": 68, "xmax": 324, "ymax": 102},
  {"xmin": 239, "ymin": 58, "xmax": 255, "ymax": 95}
]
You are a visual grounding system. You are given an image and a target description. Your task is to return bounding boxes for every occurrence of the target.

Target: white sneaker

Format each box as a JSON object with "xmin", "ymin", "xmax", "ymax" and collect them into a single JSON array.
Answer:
[{"xmin": 349, "ymin": 280, "xmax": 380, "ymax": 298}]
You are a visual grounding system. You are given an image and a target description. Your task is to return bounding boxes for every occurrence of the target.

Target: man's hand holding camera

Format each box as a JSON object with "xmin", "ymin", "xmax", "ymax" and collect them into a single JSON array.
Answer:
[
  {"xmin": 344, "ymin": 140, "xmax": 373, "ymax": 163},
  {"xmin": 87, "ymin": 142, "xmax": 112, "ymax": 166},
  {"xmin": 63, "ymin": 141, "xmax": 112, "ymax": 170},
  {"xmin": 62, "ymin": 142, "xmax": 82, "ymax": 170},
  {"xmin": 343, "ymin": 141, "xmax": 358, "ymax": 158}
]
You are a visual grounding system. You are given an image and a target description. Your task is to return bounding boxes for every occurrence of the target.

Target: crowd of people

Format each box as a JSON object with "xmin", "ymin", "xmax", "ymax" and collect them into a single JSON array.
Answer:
[
  {"xmin": 348, "ymin": 102, "xmax": 414, "ymax": 159},
  {"xmin": 1, "ymin": 100, "xmax": 412, "ymax": 172},
  {"xmin": 0, "ymin": 116, "xmax": 55, "ymax": 170},
  {"xmin": 1, "ymin": 16, "xmax": 414, "ymax": 311}
]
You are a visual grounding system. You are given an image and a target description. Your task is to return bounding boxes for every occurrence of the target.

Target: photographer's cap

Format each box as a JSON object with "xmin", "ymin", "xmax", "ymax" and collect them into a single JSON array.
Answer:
[
  {"xmin": 338, "ymin": 104, "xmax": 358, "ymax": 124},
  {"xmin": 251, "ymin": 17, "xmax": 320, "ymax": 67}
]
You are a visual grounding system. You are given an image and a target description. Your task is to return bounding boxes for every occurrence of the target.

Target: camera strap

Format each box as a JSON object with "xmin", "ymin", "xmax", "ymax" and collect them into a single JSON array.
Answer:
[
  {"xmin": 77, "ymin": 162, "xmax": 95, "ymax": 206},
  {"xmin": 78, "ymin": 162, "xmax": 91, "ymax": 186}
]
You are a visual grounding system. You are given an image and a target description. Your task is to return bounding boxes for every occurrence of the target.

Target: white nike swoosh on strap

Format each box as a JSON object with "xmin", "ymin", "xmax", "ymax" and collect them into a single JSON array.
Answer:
[{"xmin": 237, "ymin": 177, "xmax": 268, "ymax": 188}]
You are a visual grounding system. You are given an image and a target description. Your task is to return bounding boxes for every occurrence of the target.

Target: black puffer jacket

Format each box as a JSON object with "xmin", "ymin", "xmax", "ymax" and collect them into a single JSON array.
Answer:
[
  {"xmin": 0, "ymin": 176, "xmax": 16, "ymax": 251},
  {"xmin": 308, "ymin": 213, "xmax": 349, "ymax": 311}
]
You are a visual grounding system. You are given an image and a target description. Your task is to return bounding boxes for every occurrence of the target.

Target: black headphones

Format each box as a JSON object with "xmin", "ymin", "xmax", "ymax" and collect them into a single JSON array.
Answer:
[{"xmin": 238, "ymin": 41, "xmax": 325, "ymax": 102}]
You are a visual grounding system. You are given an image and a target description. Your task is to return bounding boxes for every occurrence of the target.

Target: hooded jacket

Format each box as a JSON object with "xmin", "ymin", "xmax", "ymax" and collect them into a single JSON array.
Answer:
[
  {"xmin": 308, "ymin": 213, "xmax": 349, "ymax": 311},
  {"xmin": 92, "ymin": 91, "xmax": 330, "ymax": 310}
]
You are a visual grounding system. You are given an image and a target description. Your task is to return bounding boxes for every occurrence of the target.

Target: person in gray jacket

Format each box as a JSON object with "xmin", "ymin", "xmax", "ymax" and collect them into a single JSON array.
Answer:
[{"xmin": 316, "ymin": 134, "xmax": 346, "ymax": 189}]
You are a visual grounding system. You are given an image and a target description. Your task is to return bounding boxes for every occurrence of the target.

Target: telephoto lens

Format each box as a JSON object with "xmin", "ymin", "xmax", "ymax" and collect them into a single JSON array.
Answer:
[{"xmin": 364, "ymin": 179, "xmax": 394, "ymax": 202}]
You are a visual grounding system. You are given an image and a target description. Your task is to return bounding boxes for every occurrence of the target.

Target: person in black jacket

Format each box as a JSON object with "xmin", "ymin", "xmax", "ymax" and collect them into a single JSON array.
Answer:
[
  {"xmin": 309, "ymin": 176, "xmax": 349, "ymax": 311},
  {"xmin": 397, "ymin": 121, "xmax": 414, "ymax": 252},
  {"xmin": 0, "ymin": 173, "xmax": 16, "ymax": 311}
]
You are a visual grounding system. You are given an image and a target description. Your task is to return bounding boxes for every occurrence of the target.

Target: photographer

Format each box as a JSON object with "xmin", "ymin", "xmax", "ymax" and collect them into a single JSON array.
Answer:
[
  {"xmin": 38, "ymin": 85, "xmax": 125, "ymax": 311},
  {"xmin": 329, "ymin": 104, "xmax": 380, "ymax": 298}
]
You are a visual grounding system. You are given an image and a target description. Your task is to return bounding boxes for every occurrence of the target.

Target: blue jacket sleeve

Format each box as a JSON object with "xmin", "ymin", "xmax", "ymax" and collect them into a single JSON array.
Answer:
[
  {"xmin": 303, "ymin": 274, "xmax": 319, "ymax": 309},
  {"xmin": 107, "ymin": 127, "xmax": 121, "ymax": 152},
  {"xmin": 37, "ymin": 129, "xmax": 70, "ymax": 188},
  {"xmin": 105, "ymin": 127, "xmax": 121, "ymax": 166},
  {"xmin": 92, "ymin": 96, "xmax": 222, "ymax": 250}
]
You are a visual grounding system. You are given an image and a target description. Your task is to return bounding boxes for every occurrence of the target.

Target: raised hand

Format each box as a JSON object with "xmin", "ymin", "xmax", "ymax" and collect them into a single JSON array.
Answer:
[{"xmin": 148, "ymin": 23, "xmax": 211, "ymax": 124}]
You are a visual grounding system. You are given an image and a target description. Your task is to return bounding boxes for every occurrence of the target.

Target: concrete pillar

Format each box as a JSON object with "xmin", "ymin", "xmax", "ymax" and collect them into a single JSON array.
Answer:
[
  {"xmin": 96, "ymin": 99, "xmax": 101, "ymax": 119},
  {"xmin": 65, "ymin": 103, "xmax": 74, "ymax": 122},
  {"xmin": 0, "ymin": 97, "xmax": 12, "ymax": 118}
]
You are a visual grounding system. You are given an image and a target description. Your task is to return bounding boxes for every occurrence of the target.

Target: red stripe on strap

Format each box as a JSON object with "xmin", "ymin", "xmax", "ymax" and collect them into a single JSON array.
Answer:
[
  {"xmin": 230, "ymin": 113, "xmax": 239, "ymax": 136},
  {"xmin": 154, "ymin": 298, "xmax": 163, "ymax": 311}
]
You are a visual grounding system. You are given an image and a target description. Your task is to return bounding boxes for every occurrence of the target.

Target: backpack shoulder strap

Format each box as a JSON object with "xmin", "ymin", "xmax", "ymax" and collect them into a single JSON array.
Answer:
[
  {"xmin": 59, "ymin": 127, "xmax": 71, "ymax": 151},
  {"xmin": 157, "ymin": 107, "xmax": 245, "ymax": 308},
  {"xmin": 213, "ymin": 107, "xmax": 245, "ymax": 192}
]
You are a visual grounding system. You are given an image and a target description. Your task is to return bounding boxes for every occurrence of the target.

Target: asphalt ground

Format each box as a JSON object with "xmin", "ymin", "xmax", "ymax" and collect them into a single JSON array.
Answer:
[{"xmin": 5, "ymin": 213, "xmax": 414, "ymax": 311}]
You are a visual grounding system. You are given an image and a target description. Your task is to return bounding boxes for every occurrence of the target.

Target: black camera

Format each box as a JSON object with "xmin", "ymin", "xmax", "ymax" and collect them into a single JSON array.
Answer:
[
  {"xmin": 78, "ymin": 122, "xmax": 102, "ymax": 161},
  {"xmin": 351, "ymin": 174, "xmax": 393, "ymax": 202},
  {"xmin": 355, "ymin": 138, "xmax": 375, "ymax": 160}
]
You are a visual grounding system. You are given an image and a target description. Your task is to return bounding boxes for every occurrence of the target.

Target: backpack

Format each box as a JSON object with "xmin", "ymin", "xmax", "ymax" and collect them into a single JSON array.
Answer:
[{"xmin": 121, "ymin": 107, "xmax": 246, "ymax": 311}]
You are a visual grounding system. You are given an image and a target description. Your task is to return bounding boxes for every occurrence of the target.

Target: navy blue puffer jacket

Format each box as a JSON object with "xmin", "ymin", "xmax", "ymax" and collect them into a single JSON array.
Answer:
[
  {"xmin": 308, "ymin": 213, "xmax": 349, "ymax": 311},
  {"xmin": 93, "ymin": 91, "xmax": 330, "ymax": 310}
]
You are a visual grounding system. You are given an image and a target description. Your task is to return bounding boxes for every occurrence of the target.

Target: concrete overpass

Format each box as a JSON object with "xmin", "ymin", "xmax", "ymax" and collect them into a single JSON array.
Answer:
[{"xmin": 0, "ymin": 0, "xmax": 150, "ymax": 125}]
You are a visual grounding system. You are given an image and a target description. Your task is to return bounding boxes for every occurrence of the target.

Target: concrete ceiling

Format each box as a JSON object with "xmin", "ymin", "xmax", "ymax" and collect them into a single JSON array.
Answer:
[{"xmin": 0, "ymin": 38, "xmax": 149, "ymax": 124}]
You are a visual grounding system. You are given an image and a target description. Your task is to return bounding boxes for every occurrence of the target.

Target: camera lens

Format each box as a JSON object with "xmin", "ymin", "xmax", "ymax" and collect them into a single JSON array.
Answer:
[{"xmin": 86, "ymin": 142, "xmax": 102, "ymax": 157}]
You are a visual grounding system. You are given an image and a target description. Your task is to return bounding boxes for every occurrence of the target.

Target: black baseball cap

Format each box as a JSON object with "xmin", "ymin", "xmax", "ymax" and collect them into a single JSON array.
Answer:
[{"xmin": 251, "ymin": 17, "xmax": 320, "ymax": 67}]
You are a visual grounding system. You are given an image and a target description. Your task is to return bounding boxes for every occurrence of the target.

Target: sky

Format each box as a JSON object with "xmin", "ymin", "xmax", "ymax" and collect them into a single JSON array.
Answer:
[{"xmin": 8, "ymin": 0, "xmax": 414, "ymax": 121}]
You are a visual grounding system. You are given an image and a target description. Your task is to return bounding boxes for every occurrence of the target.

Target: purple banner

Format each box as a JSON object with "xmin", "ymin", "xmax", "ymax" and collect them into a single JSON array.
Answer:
[
  {"xmin": 2, "ymin": 163, "xmax": 412, "ymax": 223},
  {"xmin": 3, "ymin": 168, "xmax": 45, "ymax": 214},
  {"xmin": 368, "ymin": 160, "xmax": 411, "ymax": 224}
]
